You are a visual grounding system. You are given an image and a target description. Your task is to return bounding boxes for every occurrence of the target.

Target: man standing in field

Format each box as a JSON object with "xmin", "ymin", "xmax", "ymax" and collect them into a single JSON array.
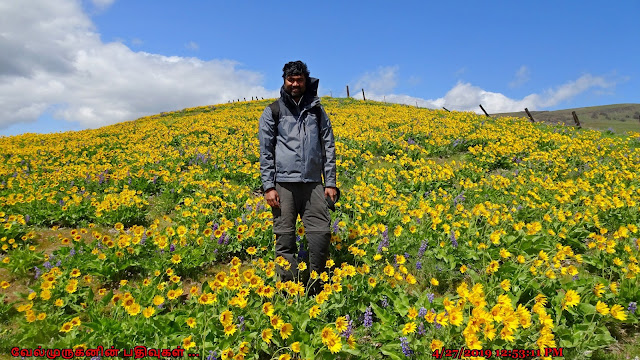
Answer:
[{"xmin": 258, "ymin": 60, "xmax": 338, "ymax": 296}]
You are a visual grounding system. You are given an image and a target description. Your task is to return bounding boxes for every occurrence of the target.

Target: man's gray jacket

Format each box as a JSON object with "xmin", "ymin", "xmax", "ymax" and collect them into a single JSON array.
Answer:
[{"xmin": 258, "ymin": 77, "xmax": 337, "ymax": 192}]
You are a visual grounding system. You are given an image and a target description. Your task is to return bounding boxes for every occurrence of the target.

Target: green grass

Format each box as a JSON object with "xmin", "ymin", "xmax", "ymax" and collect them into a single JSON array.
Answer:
[{"xmin": 494, "ymin": 103, "xmax": 640, "ymax": 134}]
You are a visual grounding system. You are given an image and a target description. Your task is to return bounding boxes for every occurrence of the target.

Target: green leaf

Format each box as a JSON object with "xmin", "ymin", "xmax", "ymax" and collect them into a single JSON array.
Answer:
[
  {"xmin": 300, "ymin": 343, "xmax": 315, "ymax": 360},
  {"xmin": 393, "ymin": 292, "xmax": 410, "ymax": 316},
  {"xmin": 101, "ymin": 290, "xmax": 113, "ymax": 306},
  {"xmin": 578, "ymin": 303, "xmax": 595, "ymax": 315},
  {"xmin": 342, "ymin": 347, "xmax": 361, "ymax": 356},
  {"xmin": 380, "ymin": 343, "xmax": 403, "ymax": 360},
  {"xmin": 371, "ymin": 303, "xmax": 395, "ymax": 326}
]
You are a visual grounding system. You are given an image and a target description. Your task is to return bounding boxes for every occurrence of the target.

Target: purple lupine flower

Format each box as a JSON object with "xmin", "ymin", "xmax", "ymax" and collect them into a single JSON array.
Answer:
[
  {"xmin": 169, "ymin": 244, "xmax": 175, "ymax": 252},
  {"xmin": 43, "ymin": 261, "xmax": 52, "ymax": 270},
  {"xmin": 407, "ymin": 138, "xmax": 416, "ymax": 145},
  {"xmin": 140, "ymin": 233, "xmax": 146, "ymax": 245},
  {"xmin": 59, "ymin": 199, "xmax": 64, "ymax": 206},
  {"xmin": 629, "ymin": 302, "xmax": 637, "ymax": 314},
  {"xmin": 381, "ymin": 296, "xmax": 389, "ymax": 308},
  {"xmin": 55, "ymin": 260, "xmax": 61, "ymax": 267},
  {"xmin": 417, "ymin": 323, "xmax": 425, "ymax": 336},
  {"xmin": 417, "ymin": 241, "xmax": 427, "ymax": 258},
  {"xmin": 332, "ymin": 219, "xmax": 340, "ymax": 233},
  {"xmin": 217, "ymin": 232, "xmax": 225, "ymax": 245},
  {"xmin": 206, "ymin": 351, "xmax": 217, "ymax": 360},
  {"xmin": 34, "ymin": 266, "xmax": 41, "ymax": 279},
  {"xmin": 450, "ymin": 230, "xmax": 458, "ymax": 247},
  {"xmin": 418, "ymin": 307, "xmax": 428, "ymax": 318},
  {"xmin": 237, "ymin": 316, "xmax": 245, "ymax": 331},
  {"xmin": 404, "ymin": 252, "xmax": 410, "ymax": 260},
  {"xmin": 399, "ymin": 336, "xmax": 413, "ymax": 357},
  {"xmin": 69, "ymin": 249, "xmax": 76, "ymax": 256},
  {"xmin": 572, "ymin": 275, "xmax": 579, "ymax": 281},
  {"xmin": 341, "ymin": 315, "xmax": 354, "ymax": 338},
  {"xmin": 363, "ymin": 306, "xmax": 373, "ymax": 328},
  {"xmin": 25, "ymin": 215, "xmax": 30, "ymax": 223},
  {"xmin": 377, "ymin": 226, "xmax": 389, "ymax": 253},
  {"xmin": 453, "ymin": 192, "xmax": 465, "ymax": 206},
  {"xmin": 212, "ymin": 223, "xmax": 219, "ymax": 231},
  {"xmin": 427, "ymin": 293, "xmax": 435, "ymax": 303},
  {"xmin": 415, "ymin": 261, "xmax": 422, "ymax": 270}
]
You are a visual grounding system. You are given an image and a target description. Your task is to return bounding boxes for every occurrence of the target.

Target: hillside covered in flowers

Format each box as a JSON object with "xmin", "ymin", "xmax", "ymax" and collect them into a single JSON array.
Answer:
[{"xmin": 1, "ymin": 98, "xmax": 639, "ymax": 359}]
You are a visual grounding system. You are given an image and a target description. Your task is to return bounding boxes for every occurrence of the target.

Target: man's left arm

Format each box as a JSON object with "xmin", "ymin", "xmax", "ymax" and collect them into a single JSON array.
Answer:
[{"xmin": 318, "ymin": 106, "xmax": 337, "ymax": 188}]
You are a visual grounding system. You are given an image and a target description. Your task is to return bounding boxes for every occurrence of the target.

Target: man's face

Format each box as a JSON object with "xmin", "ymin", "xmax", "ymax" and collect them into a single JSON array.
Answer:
[{"xmin": 284, "ymin": 74, "xmax": 306, "ymax": 99}]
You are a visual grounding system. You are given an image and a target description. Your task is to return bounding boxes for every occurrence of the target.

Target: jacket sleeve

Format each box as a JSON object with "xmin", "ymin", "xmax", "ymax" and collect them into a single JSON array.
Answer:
[
  {"xmin": 319, "ymin": 106, "xmax": 337, "ymax": 188},
  {"xmin": 258, "ymin": 106, "xmax": 276, "ymax": 192}
]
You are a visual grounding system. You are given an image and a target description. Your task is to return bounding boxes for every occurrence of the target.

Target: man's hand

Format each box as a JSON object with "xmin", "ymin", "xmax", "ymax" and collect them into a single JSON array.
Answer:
[
  {"xmin": 325, "ymin": 187, "xmax": 338, "ymax": 203},
  {"xmin": 265, "ymin": 188, "xmax": 280, "ymax": 208}
]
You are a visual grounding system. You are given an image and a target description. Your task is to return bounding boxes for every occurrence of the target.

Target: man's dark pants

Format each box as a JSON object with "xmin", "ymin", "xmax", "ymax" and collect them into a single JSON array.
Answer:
[{"xmin": 271, "ymin": 181, "xmax": 331, "ymax": 295}]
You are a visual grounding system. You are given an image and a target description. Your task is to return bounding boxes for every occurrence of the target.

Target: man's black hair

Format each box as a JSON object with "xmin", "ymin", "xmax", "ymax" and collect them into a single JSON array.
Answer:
[{"xmin": 282, "ymin": 61, "xmax": 310, "ymax": 79}]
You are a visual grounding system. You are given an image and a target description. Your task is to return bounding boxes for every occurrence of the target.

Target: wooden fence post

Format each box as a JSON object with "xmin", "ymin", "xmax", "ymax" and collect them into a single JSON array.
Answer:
[
  {"xmin": 479, "ymin": 104, "xmax": 490, "ymax": 117},
  {"xmin": 346, "ymin": 86, "xmax": 350, "ymax": 98},
  {"xmin": 362, "ymin": 88, "xmax": 366, "ymax": 101},
  {"xmin": 525, "ymin": 108, "xmax": 535, "ymax": 122},
  {"xmin": 572, "ymin": 111, "xmax": 582, "ymax": 128}
]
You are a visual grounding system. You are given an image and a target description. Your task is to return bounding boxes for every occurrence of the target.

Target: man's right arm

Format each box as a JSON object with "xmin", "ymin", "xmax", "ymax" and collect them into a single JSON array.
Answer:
[{"xmin": 258, "ymin": 106, "xmax": 276, "ymax": 192}]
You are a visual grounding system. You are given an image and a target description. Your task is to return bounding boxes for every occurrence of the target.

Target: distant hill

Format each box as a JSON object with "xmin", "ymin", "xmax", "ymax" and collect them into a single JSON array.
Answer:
[{"xmin": 492, "ymin": 103, "xmax": 640, "ymax": 134}]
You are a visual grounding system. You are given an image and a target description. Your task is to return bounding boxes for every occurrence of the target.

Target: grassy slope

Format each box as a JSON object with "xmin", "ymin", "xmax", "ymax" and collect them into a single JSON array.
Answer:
[
  {"xmin": 493, "ymin": 104, "xmax": 640, "ymax": 134},
  {"xmin": 2, "ymin": 98, "xmax": 640, "ymax": 358}
]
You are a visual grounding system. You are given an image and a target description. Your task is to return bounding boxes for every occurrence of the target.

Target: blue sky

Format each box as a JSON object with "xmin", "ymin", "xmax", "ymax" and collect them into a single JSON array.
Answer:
[{"xmin": 1, "ymin": 0, "xmax": 638, "ymax": 136}]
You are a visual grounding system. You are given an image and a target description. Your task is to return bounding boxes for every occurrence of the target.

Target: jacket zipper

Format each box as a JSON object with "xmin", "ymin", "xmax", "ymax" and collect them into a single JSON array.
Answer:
[{"xmin": 299, "ymin": 106, "xmax": 307, "ymax": 180}]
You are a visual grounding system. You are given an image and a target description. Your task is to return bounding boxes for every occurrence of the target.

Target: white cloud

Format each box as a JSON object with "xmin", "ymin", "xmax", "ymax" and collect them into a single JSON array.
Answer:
[
  {"xmin": 90, "ymin": 0, "xmax": 116, "ymax": 10},
  {"xmin": 131, "ymin": 38, "xmax": 143, "ymax": 46},
  {"xmin": 352, "ymin": 72, "xmax": 617, "ymax": 114},
  {"xmin": 0, "ymin": 0, "xmax": 277, "ymax": 131},
  {"xmin": 407, "ymin": 75, "xmax": 421, "ymax": 86},
  {"xmin": 509, "ymin": 65, "xmax": 530, "ymax": 88},
  {"xmin": 185, "ymin": 41, "xmax": 199, "ymax": 51},
  {"xmin": 353, "ymin": 66, "xmax": 398, "ymax": 94}
]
